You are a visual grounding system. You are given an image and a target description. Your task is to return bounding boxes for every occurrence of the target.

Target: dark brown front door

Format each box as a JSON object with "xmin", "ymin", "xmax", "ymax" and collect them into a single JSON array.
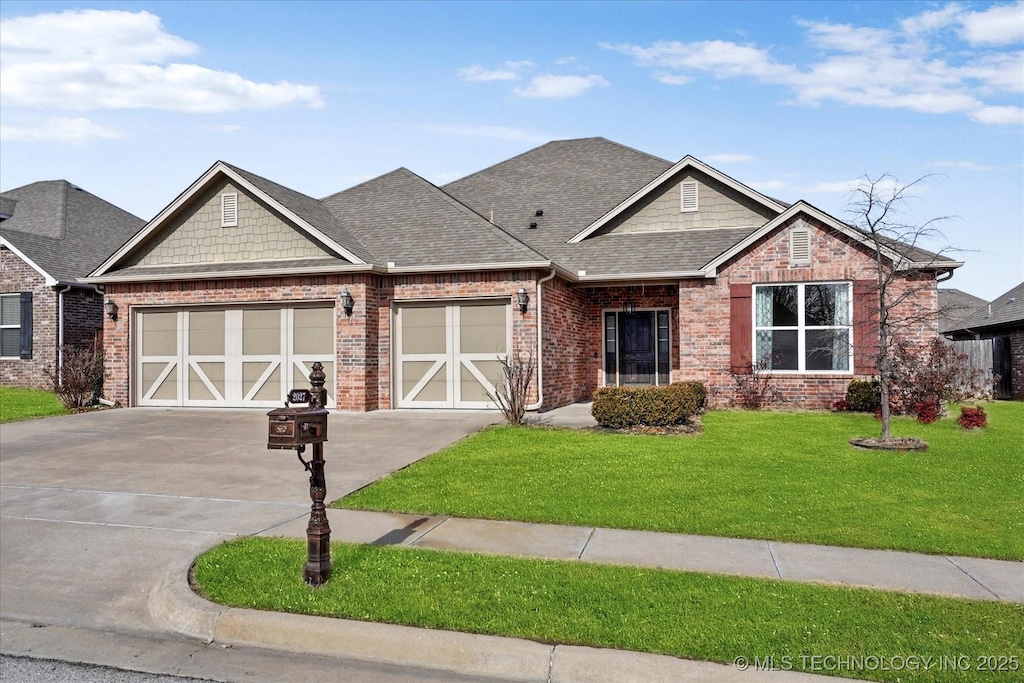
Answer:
[{"xmin": 619, "ymin": 311, "xmax": 655, "ymax": 385}]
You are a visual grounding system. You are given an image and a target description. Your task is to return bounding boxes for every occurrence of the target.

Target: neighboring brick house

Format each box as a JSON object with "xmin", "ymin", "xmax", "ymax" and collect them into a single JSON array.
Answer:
[
  {"xmin": 1, "ymin": 181, "xmax": 145, "ymax": 390},
  {"xmin": 944, "ymin": 282, "xmax": 1024, "ymax": 400},
  {"xmin": 87, "ymin": 138, "xmax": 960, "ymax": 411}
]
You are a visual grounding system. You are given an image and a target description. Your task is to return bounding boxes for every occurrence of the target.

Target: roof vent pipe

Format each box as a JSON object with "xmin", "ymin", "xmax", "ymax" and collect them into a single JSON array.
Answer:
[
  {"xmin": 529, "ymin": 222, "xmax": 538, "ymax": 229},
  {"xmin": 535, "ymin": 209, "xmax": 543, "ymax": 217}
]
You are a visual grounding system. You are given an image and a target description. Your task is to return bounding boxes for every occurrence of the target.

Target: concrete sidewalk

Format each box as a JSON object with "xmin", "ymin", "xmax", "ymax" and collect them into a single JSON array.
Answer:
[{"xmin": 263, "ymin": 509, "xmax": 1023, "ymax": 602}]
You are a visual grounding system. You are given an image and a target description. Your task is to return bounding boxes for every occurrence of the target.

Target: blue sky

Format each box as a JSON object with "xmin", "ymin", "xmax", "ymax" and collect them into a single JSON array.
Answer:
[{"xmin": 1, "ymin": 1, "xmax": 1021, "ymax": 300}]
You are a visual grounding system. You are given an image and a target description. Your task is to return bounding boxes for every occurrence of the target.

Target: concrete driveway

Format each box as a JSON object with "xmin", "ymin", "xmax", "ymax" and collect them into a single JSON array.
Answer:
[{"xmin": 0, "ymin": 408, "xmax": 495, "ymax": 634}]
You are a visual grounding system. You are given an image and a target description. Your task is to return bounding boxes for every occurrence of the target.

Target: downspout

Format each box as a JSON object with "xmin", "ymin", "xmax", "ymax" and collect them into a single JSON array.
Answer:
[
  {"xmin": 526, "ymin": 269, "xmax": 557, "ymax": 411},
  {"xmin": 57, "ymin": 284, "xmax": 73, "ymax": 386}
]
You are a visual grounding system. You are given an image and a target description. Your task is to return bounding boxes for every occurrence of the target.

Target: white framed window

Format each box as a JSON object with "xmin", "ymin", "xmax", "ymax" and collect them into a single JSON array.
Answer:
[
  {"xmin": 221, "ymin": 193, "xmax": 238, "ymax": 227},
  {"xmin": 1, "ymin": 293, "xmax": 22, "ymax": 358},
  {"xmin": 753, "ymin": 282, "xmax": 852, "ymax": 373},
  {"xmin": 680, "ymin": 180, "xmax": 698, "ymax": 212}
]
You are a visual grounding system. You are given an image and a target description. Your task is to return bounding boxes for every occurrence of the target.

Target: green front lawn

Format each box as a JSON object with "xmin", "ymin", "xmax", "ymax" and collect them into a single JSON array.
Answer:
[
  {"xmin": 0, "ymin": 387, "xmax": 68, "ymax": 423},
  {"xmin": 336, "ymin": 403, "xmax": 1024, "ymax": 560},
  {"xmin": 195, "ymin": 538, "xmax": 1024, "ymax": 683}
]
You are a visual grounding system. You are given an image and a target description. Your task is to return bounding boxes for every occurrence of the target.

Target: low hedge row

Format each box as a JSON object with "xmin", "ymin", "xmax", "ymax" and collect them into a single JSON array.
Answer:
[{"xmin": 591, "ymin": 382, "xmax": 707, "ymax": 429}]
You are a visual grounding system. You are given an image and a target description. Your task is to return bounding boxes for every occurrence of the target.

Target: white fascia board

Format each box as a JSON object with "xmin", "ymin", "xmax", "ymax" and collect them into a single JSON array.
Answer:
[
  {"xmin": 85, "ymin": 263, "xmax": 380, "ymax": 284},
  {"xmin": 90, "ymin": 162, "xmax": 365, "ymax": 277},
  {"xmin": 567, "ymin": 156, "xmax": 787, "ymax": 244},
  {"xmin": 385, "ymin": 260, "xmax": 556, "ymax": 275},
  {"xmin": 574, "ymin": 270, "xmax": 709, "ymax": 284},
  {"xmin": 0, "ymin": 236, "xmax": 57, "ymax": 285}
]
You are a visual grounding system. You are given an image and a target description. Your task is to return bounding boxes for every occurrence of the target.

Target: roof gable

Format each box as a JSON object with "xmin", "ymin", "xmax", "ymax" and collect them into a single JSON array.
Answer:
[
  {"xmin": 92, "ymin": 162, "xmax": 373, "ymax": 278},
  {"xmin": 0, "ymin": 180, "xmax": 145, "ymax": 282},
  {"xmin": 568, "ymin": 156, "xmax": 787, "ymax": 243}
]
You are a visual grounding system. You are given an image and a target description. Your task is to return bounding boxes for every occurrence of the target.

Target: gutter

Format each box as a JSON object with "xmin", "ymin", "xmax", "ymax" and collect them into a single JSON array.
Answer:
[
  {"xmin": 526, "ymin": 268, "xmax": 557, "ymax": 412},
  {"xmin": 57, "ymin": 284, "xmax": 73, "ymax": 386}
]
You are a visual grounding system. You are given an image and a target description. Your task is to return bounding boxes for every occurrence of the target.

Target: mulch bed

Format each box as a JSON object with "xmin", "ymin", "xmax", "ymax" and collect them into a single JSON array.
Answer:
[{"xmin": 849, "ymin": 437, "xmax": 928, "ymax": 451}]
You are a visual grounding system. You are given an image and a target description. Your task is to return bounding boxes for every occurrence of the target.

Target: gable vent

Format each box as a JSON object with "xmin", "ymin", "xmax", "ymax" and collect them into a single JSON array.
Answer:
[
  {"xmin": 680, "ymin": 180, "xmax": 698, "ymax": 212},
  {"xmin": 790, "ymin": 227, "xmax": 811, "ymax": 263},
  {"xmin": 221, "ymin": 193, "xmax": 238, "ymax": 227}
]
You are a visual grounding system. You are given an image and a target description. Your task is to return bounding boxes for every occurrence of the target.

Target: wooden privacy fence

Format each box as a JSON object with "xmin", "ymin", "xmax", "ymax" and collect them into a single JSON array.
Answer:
[{"xmin": 950, "ymin": 338, "xmax": 1012, "ymax": 400}]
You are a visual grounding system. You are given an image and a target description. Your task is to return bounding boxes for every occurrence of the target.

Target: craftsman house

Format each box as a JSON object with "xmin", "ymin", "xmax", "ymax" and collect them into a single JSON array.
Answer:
[
  {"xmin": 1, "ymin": 181, "xmax": 145, "ymax": 390},
  {"xmin": 87, "ymin": 138, "xmax": 959, "ymax": 411}
]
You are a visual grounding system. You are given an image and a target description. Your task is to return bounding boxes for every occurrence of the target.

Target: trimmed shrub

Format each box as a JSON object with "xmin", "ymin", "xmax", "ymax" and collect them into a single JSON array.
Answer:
[
  {"xmin": 591, "ymin": 382, "xmax": 707, "ymax": 429},
  {"xmin": 914, "ymin": 400, "xmax": 941, "ymax": 424},
  {"xmin": 846, "ymin": 380, "xmax": 881, "ymax": 413},
  {"xmin": 831, "ymin": 398, "xmax": 850, "ymax": 412},
  {"xmin": 958, "ymin": 406, "xmax": 988, "ymax": 430}
]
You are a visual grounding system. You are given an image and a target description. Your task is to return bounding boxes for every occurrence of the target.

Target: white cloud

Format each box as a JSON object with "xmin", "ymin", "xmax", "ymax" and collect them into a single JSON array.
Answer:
[
  {"xmin": 801, "ymin": 176, "xmax": 915, "ymax": 196},
  {"xmin": 704, "ymin": 153, "xmax": 753, "ymax": 163},
  {"xmin": 0, "ymin": 117, "xmax": 120, "ymax": 143},
  {"xmin": 958, "ymin": 1, "xmax": 1024, "ymax": 46},
  {"xmin": 459, "ymin": 60, "xmax": 533, "ymax": 82},
  {"xmin": 512, "ymin": 74, "xmax": 610, "ymax": 99},
  {"xmin": 0, "ymin": 9, "xmax": 322, "ymax": 113},
  {"xmin": 603, "ymin": 4, "xmax": 1023, "ymax": 125},
  {"xmin": 204, "ymin": 124, "xmax": 243, "ymax": 133}
]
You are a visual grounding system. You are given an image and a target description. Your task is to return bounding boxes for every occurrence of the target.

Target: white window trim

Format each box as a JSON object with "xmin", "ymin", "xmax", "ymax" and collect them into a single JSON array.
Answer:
[
  {"xmin": 601, "ymin": 307, "xmax": 672, "ymax": 387},
  {"xmin": 221, "ymin": 192, "xmax": 238, "ymax": 228},
  {"xmin": 0, "ymin": 293, "xmax": 21, "ymax": 359},
  {"xmin": 680, "ymin": 180, "xmax": 698, "ymax": 213},
  {"xmin": 752, "ymin": 282, "xmax": 853, "ymax": 375}
]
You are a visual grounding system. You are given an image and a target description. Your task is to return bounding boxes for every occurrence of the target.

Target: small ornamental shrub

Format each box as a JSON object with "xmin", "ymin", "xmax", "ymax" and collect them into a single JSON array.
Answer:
[
  {"xmin": 831, "ymin": 398, "xmax": 850, "ymax": 412},
  {"xmin": 846, "ymin": 380, "xmax": 881, "ymax": 413},
  {"xmin": 914, "ymin": 400, "xmax": 941, "ymax": 424},
  {"xmin": 591, "ymin": 382, "xmax": 707, "ymax": 429},
  {"xmin": 44, "ymin": 345, "xmax": 105, "ymax": 410},
  {"xmin": 958, "ymin": 406, "xmax": 988, "ymax": 430}
]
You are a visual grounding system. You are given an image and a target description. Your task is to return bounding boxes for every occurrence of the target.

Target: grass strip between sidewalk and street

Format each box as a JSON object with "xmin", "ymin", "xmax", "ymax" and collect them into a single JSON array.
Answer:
[
  {"xmin": 334, "ymin": 403, "xmax": 1024, "ymax": 560},
  {"xmin": 193, "ymin": 538, "xmax": 1024, "ymax": 683},
  {"xmin": 0, "ymin": 387, "xmax": 68, "ymax": 423}
]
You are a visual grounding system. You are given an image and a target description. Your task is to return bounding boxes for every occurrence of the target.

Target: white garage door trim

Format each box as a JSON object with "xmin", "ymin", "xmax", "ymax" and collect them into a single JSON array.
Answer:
[
  {"xmin": 134, "ymin": 304, "xmax": 335, "ymax": 408},
  {"xmin": 394, "ymin": 300, "xmax": 511, "ymax": 409}
]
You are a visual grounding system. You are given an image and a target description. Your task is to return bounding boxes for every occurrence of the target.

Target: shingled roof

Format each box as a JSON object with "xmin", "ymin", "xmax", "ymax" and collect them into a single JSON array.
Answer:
[
  {"xmin": 322, "ymin": 168, "xmax": 547, "ymax": 268},
  {"xmin": 1, "ymin": 180, "xmax": 145, "ymax": 282},
  {"xmin": 444, "ymin": 137, "xmax": 676, "ymax": 274},
  {"xmin": 947, "ymin": 282, "xmax": 1024, "ymax": 333},
  {"xmin": 938, "ymin": 288, "xmax": 988, "ymax": 334}
]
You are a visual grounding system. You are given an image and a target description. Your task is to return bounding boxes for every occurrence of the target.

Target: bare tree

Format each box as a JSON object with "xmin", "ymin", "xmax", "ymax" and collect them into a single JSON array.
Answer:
[
  {"xmin": 844, "ymin": 174, "xmax": 959, "ymax": 442},
  {"xmin": 486, "ymin": 350, "xmax": 536, "ymax": 425}
]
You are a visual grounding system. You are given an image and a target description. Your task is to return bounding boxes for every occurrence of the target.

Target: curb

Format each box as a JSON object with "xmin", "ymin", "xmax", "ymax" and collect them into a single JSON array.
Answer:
[{"xmin": 149, "ymin": 566, "xmax": 845, "ymax": 682}]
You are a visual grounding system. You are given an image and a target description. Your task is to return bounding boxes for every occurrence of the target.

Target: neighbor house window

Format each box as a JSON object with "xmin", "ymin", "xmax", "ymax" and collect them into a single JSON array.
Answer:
[
  {"xmin": 1, "ymin": 293, "xmax": 23, "ymax": 358},
  {"xmin": 753, "ymin": 283, "xmax": 852, "ymax": 372}
]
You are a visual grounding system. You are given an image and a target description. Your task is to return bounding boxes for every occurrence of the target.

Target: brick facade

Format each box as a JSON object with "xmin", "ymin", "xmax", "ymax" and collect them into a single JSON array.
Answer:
[
  {"xmin": 98, "ymin": 217, "xmax": 943, "ymax": 412},
  {"xmin": 0, "ymin": 248, "xmax": 104, "ymax": 390}
]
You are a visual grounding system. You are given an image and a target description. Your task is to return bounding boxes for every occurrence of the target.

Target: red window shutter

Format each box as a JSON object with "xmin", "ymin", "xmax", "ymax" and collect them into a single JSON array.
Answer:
[
  {"xmin": 730, "ymin": 283, "xmax": 752, "ymax": 374},
  {"xmin": 853, "ymin": 280, "xmax": 879, "ymax": 374}
]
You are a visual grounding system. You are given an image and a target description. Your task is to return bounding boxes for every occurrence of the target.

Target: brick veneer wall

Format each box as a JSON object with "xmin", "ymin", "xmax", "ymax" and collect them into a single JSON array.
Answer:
[
  {"xmin": 103, "ymin": 271, "xmax": 541, "ymax": 411},
  {"xmin": 376, "ymin": 272, "xmax": 540, "ymax": 409},
  {"xmin": 1009, "ymin": 329, "xmax": 1024, "ymax": 400},
  {"xmin": 1, "ymin": 247, "xmax": 56, "ymax": 390},
  {"xmin": 62, "ymin": 287, "xmax": 104, "ymax": 353},
  {"xmin": 103, "ymin": 274, "xmax": 377, "ymax": 409},
  {"xmin": 541, "ymin": 277, "xmax": 591, "ymax": 409},
  {"xmin": 677, "ymin": 216, "xmax": 939, "ymax": 408}
]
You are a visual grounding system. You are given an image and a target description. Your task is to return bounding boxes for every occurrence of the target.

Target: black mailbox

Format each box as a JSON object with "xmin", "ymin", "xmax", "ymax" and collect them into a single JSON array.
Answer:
[{"xmin": 267, "ymin": 388, "xmax": 329, "ymax": 449}]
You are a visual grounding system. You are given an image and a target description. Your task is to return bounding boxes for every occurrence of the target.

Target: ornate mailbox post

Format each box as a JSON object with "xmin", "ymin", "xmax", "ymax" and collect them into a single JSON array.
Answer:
[{"xmin": 267, "ymin": 362, "xmax": 331, "ymax": 586}]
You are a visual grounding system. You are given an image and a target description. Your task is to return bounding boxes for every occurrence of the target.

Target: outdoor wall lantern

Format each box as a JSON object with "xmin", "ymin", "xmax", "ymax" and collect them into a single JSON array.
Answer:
[
  {"xmin": 517, "ymin": 287, "xmax": 529, "ymax": 313},
  {"xmin": 625, "ymin": 301, "xmax": 635, "ymax": 314},
  {"xmin": 267, "ymin": 362, "xmax": 332, "ymax": 586},
  {"xmin": 340, "ymin": 290, "xmax": 355, "ymax": 316},
  {"xmin": 104, "ymin": 299, "xmax": 118, "ymax": 321}
]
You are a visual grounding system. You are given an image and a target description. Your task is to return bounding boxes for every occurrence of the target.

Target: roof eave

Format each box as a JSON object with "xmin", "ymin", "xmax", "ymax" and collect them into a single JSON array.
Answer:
[
  {"xmin": 572, "ymin": 270, "xmax": 710, "ymax": 285},
  {"xmin": 0, "ymin": 235, "xmax": 58, "ymax": 286},
  {"xmin": 85, "ymin": 263, "xmax": 381, "ymax": 284}
]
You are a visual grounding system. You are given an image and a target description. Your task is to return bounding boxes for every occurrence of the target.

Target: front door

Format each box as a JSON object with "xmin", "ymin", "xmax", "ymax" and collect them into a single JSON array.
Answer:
[{"xmin": 619, "ymin": 312, "xmax": 655, "ymax": 385}]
